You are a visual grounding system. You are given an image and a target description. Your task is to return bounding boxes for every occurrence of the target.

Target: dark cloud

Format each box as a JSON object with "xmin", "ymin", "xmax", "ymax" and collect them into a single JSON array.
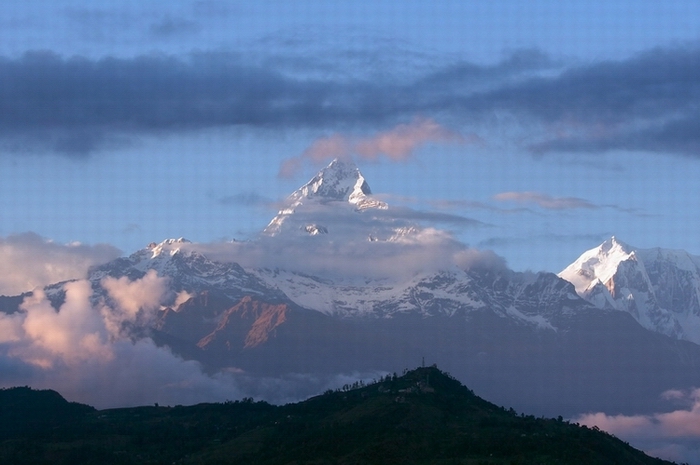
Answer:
[
  {"xmin": 150, "ymin": 16, "xmax": 202, "ymax": 38},
  {"xmin": 478, "ymin": 233, "xmax": 611, "ymax": 249},
  {"xmin": 493, "ymin": 191, "xmax": 598, "ymax": 210},
  {"xmin": 0, "ymin": 45, "xmax": 698, "ymax": 157},
  {"xmin": 373, "ymin": 206, "xmax": 486, "ymax": 228},
  {"xmin": 414, "ymin": 48, "xmax": 556, "ymax": 93},
  {"xmin": 121, "ymin": 223, "xmax": 142, "ymax": 234},
  {"xmin": 461, "ymin": 46, "xmax": 700, "ymax": 156},
  {"xmin": 217, "ymin": 192, "xmax": 273, "ymax": 207}
]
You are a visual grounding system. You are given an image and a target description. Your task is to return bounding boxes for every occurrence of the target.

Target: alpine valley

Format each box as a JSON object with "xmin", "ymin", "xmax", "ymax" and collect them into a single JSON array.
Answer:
[{"xmin": 3, "ymin": 159, "xmax": 700, "ymax": 420}]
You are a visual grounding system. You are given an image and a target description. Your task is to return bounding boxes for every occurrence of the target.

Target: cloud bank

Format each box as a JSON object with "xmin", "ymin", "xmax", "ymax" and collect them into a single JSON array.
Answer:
[
  {"xmin": 0, "ymin": 272, "xmax": 382, "ymax": 408},
  {"xmin": 0, "ymin": 232, "xmax": 121, "ymax": 295},
  {"xmin": 576, "ymin": 388, "xmax": 700, "ymax": 464},
  {"xmin": 184, "ymin": 225, "xmax": 505, "ymax": 282},
  {"xmin": 2, "ymin": 45, "xmax": 698, "ymax": 158}
]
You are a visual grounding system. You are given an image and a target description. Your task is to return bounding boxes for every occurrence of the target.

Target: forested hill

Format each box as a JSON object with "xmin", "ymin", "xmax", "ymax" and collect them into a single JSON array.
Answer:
[{"xmin": 0, "ymin": 368, "xmax": 673, "ymax": 464}]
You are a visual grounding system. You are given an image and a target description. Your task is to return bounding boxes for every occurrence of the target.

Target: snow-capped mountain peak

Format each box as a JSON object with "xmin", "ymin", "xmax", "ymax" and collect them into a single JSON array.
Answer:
[
  {"xmin": 263, "ymin": 158, "xmax": 388, "ymax": 237},
  {"xmin": 293, "ymin": 158, "xmax": 373, "ymax": 204},
  {"xmin": 560, "ymin": 237, "xmax": 700, "ymax": 343},
  {"xmin": 560, "ymin": 236, "xmax": 634, "ymax": 294},
  {"xmin": 146, "ymin": 237, "xmax": 192, "ymax": 258}
]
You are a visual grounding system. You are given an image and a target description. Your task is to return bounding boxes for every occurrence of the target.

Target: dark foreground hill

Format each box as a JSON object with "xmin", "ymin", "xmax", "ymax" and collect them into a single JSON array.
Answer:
[{"xmin": 0, "ymin": 368, "xmax": 673, "ymax": 465}]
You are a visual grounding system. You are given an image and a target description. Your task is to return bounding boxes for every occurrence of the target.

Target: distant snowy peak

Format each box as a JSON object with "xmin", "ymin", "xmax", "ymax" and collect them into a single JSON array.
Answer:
[
  {"xmin": 559, "ymin": 237, "xmax": 700, "ymax": 343},
  {"xmin": 145, "ymin": 238, "xmax": 192, "ymax": 258},
  {"xmin": 295, "ymin": 159, "xmax": 370, "ymax": 202},
  {"xmin": 287, "ymin": 158, "xmax": 387, "ymax": 210},
  {"xmin": 559, "ymin": 236, "xmax": 634, "ymax": 294},
  {"xmin": 264, "ymin": 158, "xmax": 388, "ymax": 237}
]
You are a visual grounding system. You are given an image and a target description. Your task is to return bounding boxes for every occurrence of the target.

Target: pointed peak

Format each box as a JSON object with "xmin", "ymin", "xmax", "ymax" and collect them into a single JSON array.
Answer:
[
  {"xmin": 326, "ymin": 157, "xmax": 357, "ymax": 170},
  {"xmin": 263, "ymin": 159, "xmax": 387, "ymax": 236},
  {"xmin": 291, "ymin": 158, "xmax": 380, "ymax": 205},
  {"xmin": 600, "ymin": 236, "xmax": 631, "ymax": 253},
  {"xmin": 147, "ymin": 237, "xmax": 191, "ymax": 248},
  {"xmin": 145, "ymin": 238, "xmax": 192, "ymax": 258}
]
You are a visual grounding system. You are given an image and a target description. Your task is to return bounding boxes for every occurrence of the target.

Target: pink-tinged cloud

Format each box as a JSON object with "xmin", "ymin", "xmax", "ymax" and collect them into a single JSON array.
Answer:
[
  {"xmin": 19, "ymin": 281, "xmax": 112, "ymax": 367},
  {"xmin": 102, "ymin": 270, "xmax": 170, "ymax": 320},
  {"xmin": 575, "ymin": 388, "xmax": 700, "ymax": 463},
  {"xmin": 493, "ymin": 191, "xmax": 597, "ymax": 210},
  {"xmin": 354, "ymin": 119, "xmax": 468, "ymax": 161},
  {"xmin": 0, "ymin": 273, "xmax": 171, "ymax": 370},
  {"xmin": 101, "ymin": 269, "xmax": 171, "ymax": 337},
  {"xmin": 0, "ymin": 273, "xmax": 387, "ymax": 408},
  {"xmin": 279, "ymin": 119, "xmax": 476, "ymax": 178},
  {"xmin": 279, "ymin": 134, "xmax": 351, "ymax": 178}
]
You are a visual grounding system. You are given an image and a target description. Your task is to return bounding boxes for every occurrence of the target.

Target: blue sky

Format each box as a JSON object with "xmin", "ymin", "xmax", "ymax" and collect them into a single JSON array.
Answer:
[{"xmin": 2, "ymin": 0, "xmax": 700, "ymax": 275}]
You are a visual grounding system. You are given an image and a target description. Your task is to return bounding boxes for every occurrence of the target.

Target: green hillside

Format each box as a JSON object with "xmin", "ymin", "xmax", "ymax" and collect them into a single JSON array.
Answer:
[{"xmin": 0, "ymin": 368, "xmax": 673, "ymax": 464}]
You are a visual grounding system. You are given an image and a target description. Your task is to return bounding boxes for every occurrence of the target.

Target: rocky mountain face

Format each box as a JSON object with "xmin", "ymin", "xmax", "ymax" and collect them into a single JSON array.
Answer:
[
  {"xmin": 6, "ymin": 160, "xmax": 700, "ymax": 418},
  {"xmin": 560, "ymin": 236, "xmax": 700, "ymax": 344}
]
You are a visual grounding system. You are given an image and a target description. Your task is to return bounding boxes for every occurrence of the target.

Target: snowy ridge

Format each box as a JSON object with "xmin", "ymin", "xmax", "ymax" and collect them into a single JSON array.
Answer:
[
  {"xmin": 253, "ymin": 268, "xmax": 487, "ymax": 318},
  {"xmin": 252, "ymin": 265, "xmax": 583, "ymax": 333},
  {"xmin": 560, "ymin": 237, "xmax": 700, "ymax": 343},
  {"xmin": 88, "ymin": 239, "xmax": 285, "ymax": 303}
]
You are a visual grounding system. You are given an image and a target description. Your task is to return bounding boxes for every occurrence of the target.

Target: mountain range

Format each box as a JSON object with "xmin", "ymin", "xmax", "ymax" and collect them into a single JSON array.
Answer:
[{"xmin": 3, "ymin": 159, "xmax": 700, "ymax": 421}]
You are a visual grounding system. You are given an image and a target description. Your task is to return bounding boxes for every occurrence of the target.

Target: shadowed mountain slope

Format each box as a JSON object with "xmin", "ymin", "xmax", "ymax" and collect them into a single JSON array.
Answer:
[{"xmin": 0, "ymin": 368, "xmax": 673, "ymax": 465}]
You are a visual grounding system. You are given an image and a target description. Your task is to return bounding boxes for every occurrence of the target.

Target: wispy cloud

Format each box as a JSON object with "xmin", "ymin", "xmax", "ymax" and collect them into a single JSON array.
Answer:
[
  {"xmin": 492, "ymin": 191, "xmax": 650, "ymax": 216},
  {"xmin": 376, "ymin": 194, "xmax": 534, "ymax": 215},
  {"xmin": 373, "ymin": 206, "xmax": 486, "ymax": 228},
  {"xmin": 493, "ymin": 191, "xmax": 598, "ymax": 210},
  {"xmin": 279, "ymin": 119, "xmax": 474, "ymax": 177},
  {"xmin": 478, "ymin": 233, "xmax": 610, "ymax": 249}
]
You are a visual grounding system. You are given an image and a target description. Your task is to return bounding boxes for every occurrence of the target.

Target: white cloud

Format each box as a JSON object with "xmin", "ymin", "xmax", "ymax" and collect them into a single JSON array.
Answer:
[
  {"xmin": 186, "ymin": 227, "xmax": 505, "ymax": 281},
  {"xmin": 0, "ymin": 232, "xmax": 121, "ymax": 295}
]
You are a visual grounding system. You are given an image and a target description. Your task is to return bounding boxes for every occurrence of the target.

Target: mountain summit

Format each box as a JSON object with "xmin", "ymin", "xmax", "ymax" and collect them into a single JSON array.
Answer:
[
  {"xmin": 263, "ymin": 158, "xmax": 388, "ymax": 237},
  {"xmin": 560, "ymin": 237, "xmax": 700, "ymax": 342},
  {"xmin": 286, "ymin": 158, "xmax": 378, "ymax": 206}
]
